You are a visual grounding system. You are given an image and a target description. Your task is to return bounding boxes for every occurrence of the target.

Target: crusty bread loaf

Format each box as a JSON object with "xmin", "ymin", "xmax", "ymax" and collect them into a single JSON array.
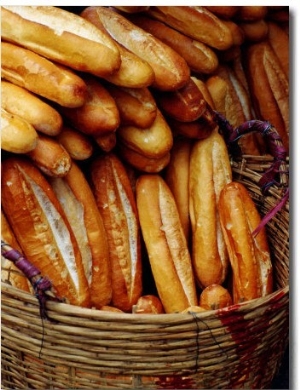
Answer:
[
  {"xmin": 136, "ymin": 174, "xmax": 198, "ymax": 313},
  {"xmin": 146, "ymin": 6, "xmax": 233, "ymax": 50},
  {"xmin": 189, "ymin": 130, "xmax": 232, "ymax": 288},
  {"xmin": 1, "ymin": 81, "xmax": 63, "ymax": 136},
  {"xmin": 26, "ymin": 134, "xmax": 72, "ymax": 177},
  {"xmin": 128, "ymin": 14, "xmax": 219, "ymax": 74},
  {"xmin": 59, "ymin": 74, "xmax": 120, "ymax": 137},
  {"xmin": 50, "ymin": 162, "xmax": 112, "ymax": 309},
  {"xmin": 1, "ymin": 157, "xmax": 91, "ymax": 307},
  {"xmin": 1, "ymin": 42, "xmax": 87, "ymax": 108},
  {"xmin": 1, "ymin": 108, "xmax": 38, "ymax": 154},
  {"xmin": 117, "ymin": 110, "xmax": 173, "ymax": 160},
  {"xmin": 1, "ymin": 5, "xmax": 121, "ymax": 77},
  {"xmin": 105, "ymin": 84, "xmax": 157, "ymax": 129},
  {"xmin": 90, "ymin": 153, "xmax": 143, "ymax": 312},
  {"xmin": 154, "ymin": 77, "xmax": 207, "ymax": 123},
  {"xmin": 206, "ymin": 67, "xmax": 261, "ymax": 155},
  {"xmin": 244, "ymin": 41, "xmax": 289, "ymax": 152},
  {"xmin": 218, "ymin": 181, "xmax": 273, "ymax": 303},
  {"xmin": 164, "ymin": 138, "xmax": 192, "ymax": 242},
  {"xmin": 76, "ymin": 8, "xmax": 154, "ymax": 88},
  {"xmin": 56, "ymin": 126, "xmax": 94, "ymax": 161},
  {"xmin": 81, "ymin": 6, "xmax": 190, "ymax": 91}
]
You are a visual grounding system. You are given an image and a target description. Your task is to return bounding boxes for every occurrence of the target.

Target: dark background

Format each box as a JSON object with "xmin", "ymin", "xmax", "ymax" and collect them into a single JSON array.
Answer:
[{"xmin": 270, "ymin": 346, "xmax": 289, "ymax": 389}]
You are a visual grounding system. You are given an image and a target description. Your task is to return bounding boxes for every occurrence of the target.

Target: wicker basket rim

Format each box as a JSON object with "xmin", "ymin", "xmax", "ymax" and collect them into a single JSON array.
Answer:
[{"xmin": 1, "ymin": 281, "xmax": 289, "ymax": 322}]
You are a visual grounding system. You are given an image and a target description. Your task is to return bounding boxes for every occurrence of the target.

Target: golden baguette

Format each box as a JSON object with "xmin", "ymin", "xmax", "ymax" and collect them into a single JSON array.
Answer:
[
  {"xmin": 1, "ymin": 5, "xmax": 121, "ymax": 77},
  {"xmin": 1, "ymin": 81, "xmax": 63, "ymax": 136},
  {"xmin": 136, "ymin": 174, "xmax": 198, "ymax": 313},
  {"xmin": 81, "ymin": 6, "xmax": 190, "ymax": 91},
  {"xmin": 50, "ymin": 162, "xmax": 112, "ymax": 309},
  {"xmin": 146, "ymin": 6, "xmax": 233, "ymax": 50},
  {"xmin": 1, "ymin": 108, "xmax": 38, "ymax": 154},
  {"xmin": 1, "ymin": 157, "xmax": 91, "ymax": 307},
  {"xmin": 1, "ymin": 42, "xmax": 87, "ymax": 108},
  {"xmin": 26, "ymin": 134, "xmax": 72, "ymax": 177},
  {"xmin": 218, "ymin": 181, "xmax": 273, "ymax": 303},
  {"xmin": 90, "ymin": 153, "xmax": 143, "ymax": 312},
  {"xmin": 189, "ymin": 130, "xmax": 232, "ymax": 288}
]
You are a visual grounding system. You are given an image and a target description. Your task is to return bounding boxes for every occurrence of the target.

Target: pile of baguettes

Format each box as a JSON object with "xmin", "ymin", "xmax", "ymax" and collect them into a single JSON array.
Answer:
[{"xmin": 1, "ymin": 6, "xmax": 289, "ymax": 314}]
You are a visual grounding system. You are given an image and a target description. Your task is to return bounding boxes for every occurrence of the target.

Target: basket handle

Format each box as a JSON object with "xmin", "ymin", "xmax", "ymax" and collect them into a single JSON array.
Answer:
[{"xmin": 214, "ymin": 111, "xmax": 288, "ymax": 195}]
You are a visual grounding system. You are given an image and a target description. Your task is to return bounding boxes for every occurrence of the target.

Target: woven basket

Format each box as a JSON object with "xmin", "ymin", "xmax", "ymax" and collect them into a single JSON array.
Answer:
[{"xmin": 1, "ymin": 129, "xmax": 289, "ymax": 390}]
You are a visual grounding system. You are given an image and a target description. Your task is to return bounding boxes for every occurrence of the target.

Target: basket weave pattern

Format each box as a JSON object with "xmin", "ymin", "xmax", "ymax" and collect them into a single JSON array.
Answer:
[{"xmin": 1, "ymin": 156, "xmax": 289, "ymax": 390}]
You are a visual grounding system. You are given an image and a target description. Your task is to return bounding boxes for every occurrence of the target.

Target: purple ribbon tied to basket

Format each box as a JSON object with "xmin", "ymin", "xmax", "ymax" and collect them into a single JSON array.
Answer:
[
  {"xmin": 214, "ymin": 112, "xmax": 289, "ymax": 236},
  {"xmin": 1, "ymin": 240, "xmax": 63, "ymax": 320}
]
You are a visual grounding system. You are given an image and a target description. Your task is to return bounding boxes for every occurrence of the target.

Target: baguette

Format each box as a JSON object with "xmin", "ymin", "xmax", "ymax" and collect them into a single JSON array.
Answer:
[
  {"xmin": 1, "ymin": 157, "xmax": 91, "ymax": 307},
  {"xmin": 267, "ymin": 21, "xmax": 289, "ymax": 80},
  {"xmin": 136, "ymin": 174, "xmax": 198, "ymax": 313},
  {"xmin": 1, "ymin": 108, "xmax": 38, "ymax": 154},
  {"xmin": 128, "ymin": 14, "xmax": 219, "ymax": 74},
  {"xmin": 1, "ymin": 42, "xmax": 87, "ymax": 108},
  {"xmin": 1, "ymin": 81, "xmax": 63, "ymax": 136},
  {"xmin": 117, "ymin": 144, "xmax": 171, "ymax": 173},
  {"xmin": 154, "ymin": 77, "xmax": 207, "ymax": 123},
  {"xmin": 81, "ymin": 6, "xmax": 190, "ymax": 91},
  {"xmin": 164, "ymin": 138, "xmax": 192, "ymax": 242},
  {"xmin": 146, "ymin": 6, "xmax": 233, "ymax": 50},
  {"xmin": 106, "ymin": 84, "xmax": 157, "ymax": 128},
  {"xmin": 238, "ymin": 19, "xmax": 269, "ymax": 42},
  {"xmin": 76, "ymin": 8, "xmax": 154, "ymax": 88},
  {"xmin": 218, "ymin": 181, "xmax": 273, "ymax": 303},
  {"xmin": 244, "ymin": 41, "xmax": 289, "ymax": 152},
  {"xmin": 104, "ymin": 84, "xmax": 157, "ymax": 129},
  {"xmin": 59, "ymin": 74, "xmax": 120, "ymax": 136},
  {"xmin": 206, "ymin": 69, "xmax": 261, "ymax": 155},
  {"xmin": 189, "ymin": 130, "xmax": 232, "ymax": 288},
  {"xmin": 56, "ymin": 126, "xmax": 94, "ymax": 161},
  {"xmin": 1, "ymin": 6, "xmax": 121, "ymax": 77},
  {"xmin": 50, "ymin": 162, "xmax": 112, "ymax": 308},
  {"xmin": 90, "ymin": 153, "xmax": 142, "ymax": 312},
  {"xmin": 94, "ymin": 132, "xmax": 117, "ymax": 152},
  {"xmin": 117, "ymin": 110, "xmax": 173, "ymax": 160},
  {"xmin": 26, "ymin": 134, "xmax": 72, "ymax": 177}
]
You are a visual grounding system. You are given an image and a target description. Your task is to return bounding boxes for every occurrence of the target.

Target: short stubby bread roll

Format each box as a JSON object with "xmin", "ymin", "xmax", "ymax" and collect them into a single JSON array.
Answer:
[
  {"xmin": 1, "ymin": 157, "xmax": 91, "ymax": 307},
  {"xmin": 105, "ymin": 84, "xmax": 158, "ymax": 129},
  {"xmin": 59, "ymin": 74, "xmax": 120, "ymax": 137},
  {"xmin": 81, "ymin": 6, "xmax": 190, "ymax": 91},
  {"xmin": 136, "ymin": 174, "xmax": 198, "ymax": 313},
  {"xmin": 90, "ymin": 153, "xmax": 143, "ymax": 312},
  {"xmin": 189, "ymin": 130, "xmax": 232, "ymax": 288},
  {"xmin": 154, "ymin": 77, "xmax": 207, "ymax": 123},
  {"xmin": 1, "ymin": 42, "xmax": 87, "ymax": 108},
  {"xmin": 1, "ymin": 108, "xmax": 38, "ymax": 154},
  {"xmin": 117, "ymin": 110, "xmax": 173, "ymax": 160},
  {"xmin": 218, "ymin": 181, "xmax": 273, "ymax": 303},
  {"xmin": 1, "ymin": 81, "xmax": 63, "ymax": 137},
  {"xmin": 56, "ymin": 126, "xmax": 94, "ymax": 161},
  {"xmin": 117, "ymin": 144, "xmax": 171, "ymax": 173},
  {"xmin": 26, "ymin": 134, "xmax": 72, "ymax": 177},
  {"xmin": 50, "ymin": 162, "xmax": 112, "ymax": 309},
  {"xmin": 1, "ymin": 6, "xmax": 121, "ymax": 77}
]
